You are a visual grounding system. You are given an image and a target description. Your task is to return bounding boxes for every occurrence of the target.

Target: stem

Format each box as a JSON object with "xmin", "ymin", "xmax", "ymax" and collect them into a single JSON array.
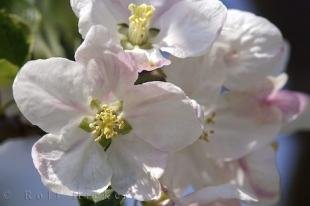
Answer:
[
  {"xmin": 0, "ymin": 99, "xmax": 15, "ymax": 115},
  {"xmin": 0, "ymin": 115, "xmax": 43, "ymax": 143}
]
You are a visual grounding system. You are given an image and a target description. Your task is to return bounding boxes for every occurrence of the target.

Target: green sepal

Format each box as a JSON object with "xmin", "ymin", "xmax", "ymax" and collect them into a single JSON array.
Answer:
[
  {"xmin": 90, "ymin": 98, "xmax": 102, "ymax": 111},
  {"xmin": 78, "ymin": 187, "xmax": 124, "ymax": 206},
  {"xmin": 142, "ymin": 192, "xmax": 170, "ymax": 206},
  {"xmin": 139, "ymin": 42, "xmax": 153, "ymax": 50},
  {"xmin": 120, "ymin": 39, "xmax": 135, "ymax": 50},
  {"xmin": 149, "ymin": 28, "xmax": 160, "ymax": 39},
  {"xmin": 117, "ymin": 23, "xmax": 129, "ymax": 36},
  {"xmin": 119, "ymin": 120, "xmax": 132, "ymax": 136},
  {"xmin": 98, "ymin": 137, "xmax": 112, "ymax": 151},
  {"xmin": 79, "ymin": 117, "xmax": 92, "ymax": 133},
  {"xmin": 109, "ymin": 100, "xmax": 123, "ymax": 113}
]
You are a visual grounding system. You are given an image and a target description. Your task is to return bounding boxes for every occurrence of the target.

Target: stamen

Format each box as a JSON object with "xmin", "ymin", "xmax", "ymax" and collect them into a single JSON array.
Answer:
[
  {"xmin": 206, "ymin": 112, "xmax": 216, "ymax": 125},
  {"xmin": 79, "ymin": 99, "xmax": 132, "ymax": 149},
  {"xmin": 128, "ymin": 3, "xmax": 155, "ymax": 45},
  {"xmin": 89, "ymin": 105, "xmax": 126, "ymax": 140},
  {"xmin": 200, "ymin": 113, "xmax": 217, "ymax": 142}
]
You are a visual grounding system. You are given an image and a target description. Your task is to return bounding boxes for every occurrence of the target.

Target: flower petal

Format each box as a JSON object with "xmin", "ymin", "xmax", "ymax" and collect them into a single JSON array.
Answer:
[
  {"xmin": 202, "ymin": 92, "xmax": 282, "ymax": 160},
  {"xmin": 237, "ymin": 145, "xmax": 280, "ymax": 204},
  {"xmin": 161, "ymin": 140, "xmax": 233, "ymax": 199},
  {"xmin": 32, "ymin": 124, "xmax": 112, "ymax": 196},
  {"xmin": 107, "ymin": 133, "xmax": 167, "ymax": 200},
  {"xmin": 76, "ymin": 25, "xmax": 171, "ymax": 72},
  {"xmin": 123, "ymin": 81, "xmax": 203, "ymax": 152},
  {"xmin": 165, "ymin": 56, "xmax": 226, "ymax": 108},
  {"xmin": 75, "ymin": 26, "xmax": 139, "ymax": 100},
  {"xmin": 268, "ymin": 90, "xmax": 309, "ymax": 122},
  {"xmin": 75, "ymin": 25, "xmax": 122, "ymax": 65},
  {"xmin": 281, "ymin": 97, "xmax": 310, "ymax": 134},
  {"xmin": 13, "ymin": 58, "xmax": 91, "ymax": 134},
  {"xmin": 209, "ymin": 9, "xmax": 286, "ymax": 89},
  {"xmin": 202, "ymin": 199, "xmax": 241, "ymax": 206},
  {"xmin": 180, "ymin": 184, "xmax": 255, "ymax": 206},
  {"xmin": 156, "ymin": 0, "xmax": 227, "ymax": 58},
  {"xmin": 125, "ymin": 48, "xmax": 171, "ymax": 72},
  {"xmin": 70, "ymin": 0, "xmax": 118, "ymax": 37}
]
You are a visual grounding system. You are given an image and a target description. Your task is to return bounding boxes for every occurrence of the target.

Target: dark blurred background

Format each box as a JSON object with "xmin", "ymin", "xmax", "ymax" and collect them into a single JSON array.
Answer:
[
  {"xmin": 253, "ymin": 1, "xmax": 310, "ymax": 206},
  {"xmin": 0, "ymin": 0, "xmax": 309, "ymax": 206}
]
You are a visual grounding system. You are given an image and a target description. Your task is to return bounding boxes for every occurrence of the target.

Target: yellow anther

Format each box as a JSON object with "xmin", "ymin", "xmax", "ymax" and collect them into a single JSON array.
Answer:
[
  {"xmin": 128, "ymin": 3, "xmax": 155, "ymax": 45},
  {"xmin": 79, "ymin": 99, "xmax": 132, "ymax": 150},
  {"xmin": 206, "ymin": 112, "xmax": 216, "ymax": 125},
  {"xmin": 200, "ymin": 131, "xmax": 210, "ymax": 142},
  {"xmin": 89, "ymin": 103, "xmax": 126, "ymax": 142}
]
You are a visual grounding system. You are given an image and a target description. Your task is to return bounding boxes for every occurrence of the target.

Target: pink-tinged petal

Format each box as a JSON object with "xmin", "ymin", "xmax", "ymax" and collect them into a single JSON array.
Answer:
[
  {"xmin": 202, "ymin": 92, "xmax": 282, "ymax": 160},
  {"xmin": 165, "ymin": 56, "xmax": 227, "ymax": 108},
  {"xmin": 74, "ymin": 26, "xmax": 139, "ymax": 100},
  {"xmin": 107, "ymin": 133, "xmax": 167, "ymax": 201},
  {"xmin": 125, "ymin": 48, "xmax": 171, "ymax": 72},
  {"xmin": 70, "ymin": 0, "xmax": 118, "ymax": 37},
  {"xmin": 123, "ymin": 81, "xmax": 203, "ymax": 152},
  {"xmin": 156, "ymin": 0, "xmax": 227, "ymax": 58},
  {"xmin": 84, "ymin": 57, "xmax": 138, "ymax": 102},
  {"xmin": 268, "ymin": 90, "xmax": 309, "ymax": 122},
  {"xmin": 237, "ymin": 145, "xmax": 280, "ymax": 204},
  {"xmin": 13, "ymin": 58, "xmax": 92, "ymax": 134},
  {"xmin": 32, "ymin": 124, "xmax": 112, "ymax": 196},
  {"xmin": 281, "ymin": 98, "xmax": 310, "ymax": 134}
]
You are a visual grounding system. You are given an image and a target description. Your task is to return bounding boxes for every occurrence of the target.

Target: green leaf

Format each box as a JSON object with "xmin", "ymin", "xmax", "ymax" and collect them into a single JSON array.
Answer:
[
  {"xmin": 0, "ymin": 0, "xmax": 41, "ymax": 31},
  {"xmin": 0, "ymin": 59, "xmax": 18, "ymax": 87},
  {"xmin": 0, "ymin": 10, "xmax": 32, "ymax": 66},
  {"xmin": 32, "ymin": 0, "xmax": 81, "ymax": 59},
  {"xmin": 78, "ymin": 188, "xmax": 124, "ymax": 206}
]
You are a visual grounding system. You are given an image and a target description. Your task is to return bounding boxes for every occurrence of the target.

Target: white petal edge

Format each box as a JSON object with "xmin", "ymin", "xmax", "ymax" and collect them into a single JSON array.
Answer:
[
  {"xmin": 32, "ymin": 124, "xmax": 112, "ymax": 196},
  {"xmin": 70, "ymin": 0, "xmax": 118, "ymax": 38},
  {"xmin": 107, "ymin": 133, "xmax": 167, "ymax": 200},
  {"xmin": 165, "ymin": 55, "xmax": 226, "ymax": 108},
  {"xmin": 202, "ymin": 92, "xmax": 283, "ymax": 160},
  {"xmin": 237, "ymin": 145, "xmax": 280, "ymax": 204},
  {"xmin": 13, "ymin": 58, "xmax": 92, "ymax": 134},
  {"xmin": 123, "ymin": 81, "xmax": 203, "ymax": 152},
  {"xmin": 156, "ymin": 0, "xmax": 227, "ymax": 58}
]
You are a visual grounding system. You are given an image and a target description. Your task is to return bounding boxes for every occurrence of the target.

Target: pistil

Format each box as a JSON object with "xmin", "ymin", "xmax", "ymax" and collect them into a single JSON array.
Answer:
[{"xmin": 128, "ymin": 3, "xmax": 155, "ymax": 45}]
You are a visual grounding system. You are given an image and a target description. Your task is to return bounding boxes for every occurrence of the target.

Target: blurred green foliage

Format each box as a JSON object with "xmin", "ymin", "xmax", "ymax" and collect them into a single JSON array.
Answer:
[
  {"xmin": 0, "ymin": 0, "xmax": 80, "ymax": 88},
  {"xmin": 0, "ymin": 0, "xmax": 81, "ymax": 118},
  {"xmin": 0, "ymin": 10, "xmax": 31, "ymax": 66},
  {"xmin": 0, "ymin": 0, "xmax": 81, "ymax": 140},
  {"xmin": 0, "ymin": 59, "xmax": 18, "ymax": 86}
]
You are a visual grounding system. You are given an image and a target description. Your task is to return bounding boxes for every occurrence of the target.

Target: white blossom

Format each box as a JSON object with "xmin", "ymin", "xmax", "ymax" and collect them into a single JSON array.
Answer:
[
  {"xmin": 12, "ymin": 45, "xmax": 202, "ymax": 200},
  {"xmin": 70, "ymin": 0, "xmax": 227, "ymax": 71},
  {"xmin": 162, "ymin": 143, "xmax": 279, "ymax": 206}
]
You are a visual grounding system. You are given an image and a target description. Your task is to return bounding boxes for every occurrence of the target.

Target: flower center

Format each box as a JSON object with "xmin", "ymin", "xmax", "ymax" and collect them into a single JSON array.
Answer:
[
  {"xmin": 128, "ymin": 3, "xmax": 155, "ymax": 46},
  {"xmin": 80, "ymin": 99, "xmax": 131, "ymax": 150},
  {"xmin": 90, "ymin": 105, "xmax": 125, "ymax": 140}
]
